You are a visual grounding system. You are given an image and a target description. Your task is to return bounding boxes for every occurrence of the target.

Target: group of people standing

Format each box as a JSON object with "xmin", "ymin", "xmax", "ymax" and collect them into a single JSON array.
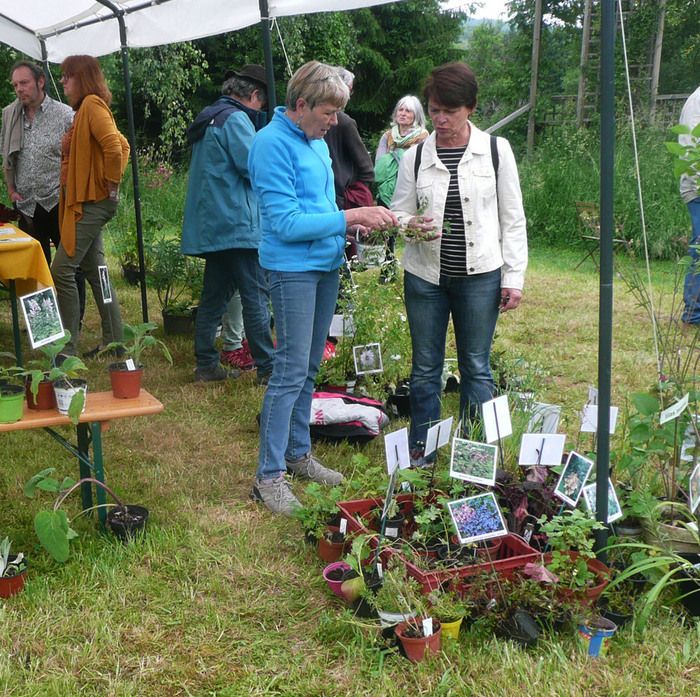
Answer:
[
  {"xmin": 181, "ymin": 59, "xmax": 528, "ymax": 515},
  {"xmin": 2, "ymin": 55, "xmax": 530, "ymax": 517},
  {"xmin": 2, "ymin": 56, "xmax": 129, "ymax": 359}
]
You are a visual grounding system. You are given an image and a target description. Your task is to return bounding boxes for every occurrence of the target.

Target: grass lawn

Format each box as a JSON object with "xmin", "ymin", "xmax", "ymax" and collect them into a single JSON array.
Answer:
[{"xmin": 1, "ymin": 242, "xmax": 699, "ymax": 696}]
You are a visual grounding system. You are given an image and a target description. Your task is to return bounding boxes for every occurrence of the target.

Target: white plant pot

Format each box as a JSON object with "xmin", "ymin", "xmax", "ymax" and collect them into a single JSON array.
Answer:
[
  {"xmin": 54, "ymin": 380, "xmax": 88, "ymax": 416},
  {"xmin": 377, "ymin": 609, "xmax": 417, "ymax": 628},
  {"xmin": 355, "ymin": 242, "xmax": 386, "ymax": 267}
]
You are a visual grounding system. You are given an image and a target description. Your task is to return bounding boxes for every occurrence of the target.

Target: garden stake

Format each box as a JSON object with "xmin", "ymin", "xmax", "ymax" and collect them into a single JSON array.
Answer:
[
  {"xmin": 428, "ymin": 423, "xmax": 442, "ymax": 489},
  {"xmin": 374, "ymin": 465, "xmax": 399, "ymax": 566},
  {"xmin": 492, "ymin": 402, "xmax": 506, "ymax": 471}
]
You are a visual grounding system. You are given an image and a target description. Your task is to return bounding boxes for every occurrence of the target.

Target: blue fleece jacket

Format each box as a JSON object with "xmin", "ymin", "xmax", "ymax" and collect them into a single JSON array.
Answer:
[{"xmin": 248, "ymin": 106, "xmax": 347, "ymax": 272}]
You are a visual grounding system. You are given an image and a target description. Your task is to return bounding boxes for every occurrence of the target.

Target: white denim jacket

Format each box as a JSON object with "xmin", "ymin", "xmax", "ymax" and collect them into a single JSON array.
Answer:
[{"xmin": 391, "ymin": 125, "xmax": 528, "ymax": 290}]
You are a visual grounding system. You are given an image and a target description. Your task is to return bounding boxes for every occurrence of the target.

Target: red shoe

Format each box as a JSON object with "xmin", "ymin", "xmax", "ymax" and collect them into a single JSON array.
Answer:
[
  {"xmin": 221, "ymin": 343, "xmax": 255, "ymax": 371},
  {"xmin": 322, "ymin": 339, "xmax": 336, "ymax": 362}
]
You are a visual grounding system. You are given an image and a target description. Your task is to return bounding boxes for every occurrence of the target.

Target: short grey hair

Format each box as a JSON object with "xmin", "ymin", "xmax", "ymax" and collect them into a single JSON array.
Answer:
[
  {"xmin": 285, "ymin": 61, "xmax": 350, "ymax": 111},
  {"xmin": 334, "ymin": 67, "xmax": 355, "ymax": 90},
  {"xmin": 221, "ymin": 75, "xmax": 267, "ymax": 107},
  {"xmin": 391, "ymin": 95, "xmax": 426, "ymax": 130}
]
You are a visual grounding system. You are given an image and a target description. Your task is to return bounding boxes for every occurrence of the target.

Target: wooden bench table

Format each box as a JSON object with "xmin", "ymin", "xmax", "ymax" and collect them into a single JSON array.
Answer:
[{"xmin": 0, "ymin": 390, "xmax": 164, "ymax": 525}]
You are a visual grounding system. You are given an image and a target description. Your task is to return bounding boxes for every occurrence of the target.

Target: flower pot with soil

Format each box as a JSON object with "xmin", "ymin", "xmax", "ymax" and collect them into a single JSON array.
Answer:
[
  {"xmin": 317, "ymin": 526, "xmax": 347, "ymax": 563},
  {"xmin": 107, "ymin": 504, "xmax": 149, "ymax": 541},
  {"xmin": 101, "ymin": 322, "xmax": 172, "ymax": 399},
  {"xmin": 578, "ymin": 615, "xmax": 617, "ymax": 657},
  {"xmin": 394, "ymin": 618, "xmax": 442, "ymax": 662},
  {"xmin": 53, "ymin": 378, "xmax": 87, "ymax": 419},
  {"xmin": 0, "ymin": 357, "xmax": 25, "ymax": 423},
  {"xmin": 0, "ymin": 538, "xmax": 28, "ymax": 599},
  {"xmin": 323, "ymin": 561, "xmax": 351, "ymax": 598},
  {"xmin": 25, "ymin": 377, "xmax": 56, "ymax": 410}
]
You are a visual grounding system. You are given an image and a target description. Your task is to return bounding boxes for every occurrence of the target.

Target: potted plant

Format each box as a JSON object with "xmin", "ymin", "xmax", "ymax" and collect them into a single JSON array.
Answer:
[
  {"xmin": 146, "ymin": 235, "xmax": 203, "ymax": 335},
  {"xmin": 426, "ymin": 583, "xmax": 470, "ymax": 639},
  {"xmin": 50, "ymin": 356, "xmax": 89, "ymax": 424},
  {"xmin": 0, "ymin": 353, "xmax": 25, "ymax": 424},
  {"xmin": 24, "ymin": 467, "xmax": 148, "ymax": 562},
  {"xmin": 100, "ymin": 321, "xmax": 172, "ymax": 398},
  {"xmin": 534, "ymin": 509, "xmax": 610, "ymax": 606},
  {"xmin": 367, "ymin": 558, "xmax": 423, "ymax": 628},
  {"xmin": 0, "ymin": 537, "xmax": 28, "ymax": 598},
  {"xmin": 22, "ymin": 332, "xmax": 83, "ymax": 412},
  {"xmin": 291, "ymin": 482, "xmax": 344, "ymax": 545}
]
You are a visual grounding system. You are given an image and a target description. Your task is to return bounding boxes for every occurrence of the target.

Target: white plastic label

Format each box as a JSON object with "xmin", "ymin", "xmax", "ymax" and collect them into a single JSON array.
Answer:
[
  {"xmin": 376, "ymin": 562, "xmax": 383, "ymax": 578},
  {"xmin": 385, "ymin": 527, "xmax": 398, "ymax": 538},
  {"xmin": 423, "ymin": 617, "xmax": 434, "ymax": 637},
  {"xmin": 126, "ymin": 358, "xmax": 136, "ymax": 371},
  {"xmin": 339, "ymin": 518, "xmax": 347, "ymax": 534}
]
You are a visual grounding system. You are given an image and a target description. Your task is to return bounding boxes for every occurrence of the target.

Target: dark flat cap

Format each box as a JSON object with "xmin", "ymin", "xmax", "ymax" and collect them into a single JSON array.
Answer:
[{"xmin": 224, "ymin": 64, "xmax": 267, "ymax": 87}]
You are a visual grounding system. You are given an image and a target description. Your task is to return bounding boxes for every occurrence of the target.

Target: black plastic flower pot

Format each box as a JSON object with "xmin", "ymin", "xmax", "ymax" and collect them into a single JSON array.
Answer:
[{"xmin": 107, "ymin": 505, "xmax": 149, "ymax": 542}]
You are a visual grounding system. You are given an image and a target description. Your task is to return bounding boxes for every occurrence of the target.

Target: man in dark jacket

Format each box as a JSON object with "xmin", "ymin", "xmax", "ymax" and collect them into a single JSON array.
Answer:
[{"xmin": 181, "ymin": 65, "xmax": 274, "ymax": 383}]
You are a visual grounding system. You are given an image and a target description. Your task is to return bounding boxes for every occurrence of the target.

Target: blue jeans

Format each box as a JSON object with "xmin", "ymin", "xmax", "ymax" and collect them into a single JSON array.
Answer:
[
  {"xmin": 194, "ymin": 249, "xmax": 273, "ymax": 378},
  {"xmin": 257, "ymin": 269, "xmax": 340, "ymax": 480},
  {"xmin": 683, "ymin": 198, "xmax": 700, "ymax": 324},
  {"xmin": 404, "ymin": 269, "xmax": 501, "ymax": 449}
]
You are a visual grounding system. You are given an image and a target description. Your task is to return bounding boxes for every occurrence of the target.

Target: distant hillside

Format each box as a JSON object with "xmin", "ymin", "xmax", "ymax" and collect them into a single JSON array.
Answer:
[{"xmin": 458, "ymin": 17, "xmax": 509, "ymax": 46}]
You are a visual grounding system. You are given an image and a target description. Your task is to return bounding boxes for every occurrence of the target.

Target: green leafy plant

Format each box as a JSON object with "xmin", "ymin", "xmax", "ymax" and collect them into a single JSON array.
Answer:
[
  {"xmin": 426, "ymin": 583, "xmax": 470, "ymax": 623},
  {"xmin": 146, "ymin": 234, "xmax": 203, "ymax": 313},
  {"xmin": 538, "ymin": 509, "xmax": 606, "ymax": 590},
  {"xmin": 100, "ymin": 322, "xmax": 172, "ymax": 367},
  {"xmin": 291, "ymin": 482, "xmax": 344, "ymax": 540},
  {"xmin": 24, "ymin": 467, "xmax": 129, "ymax": 562}
]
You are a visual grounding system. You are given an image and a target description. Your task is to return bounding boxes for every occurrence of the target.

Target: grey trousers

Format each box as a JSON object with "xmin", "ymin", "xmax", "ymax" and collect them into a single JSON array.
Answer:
[{"xmin": 51, "ymin": 198, "xmax": 123, "ymax": 355}]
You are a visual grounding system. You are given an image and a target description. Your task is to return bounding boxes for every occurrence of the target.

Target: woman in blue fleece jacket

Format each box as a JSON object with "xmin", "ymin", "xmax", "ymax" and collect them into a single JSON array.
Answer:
[{"xmin": 249, "ymin": 61, "xmax": 397, "ymax": 515}]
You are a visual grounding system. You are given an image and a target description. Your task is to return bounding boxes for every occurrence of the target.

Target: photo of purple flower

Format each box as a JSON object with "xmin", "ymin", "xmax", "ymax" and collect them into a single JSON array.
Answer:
[
  {"xmin": 20, "ymin": 286, "xmax": 65, "ymax": 349},
  {"xmin": 447, "ymin": 492, "xmax": 508, "ymax": 544}
]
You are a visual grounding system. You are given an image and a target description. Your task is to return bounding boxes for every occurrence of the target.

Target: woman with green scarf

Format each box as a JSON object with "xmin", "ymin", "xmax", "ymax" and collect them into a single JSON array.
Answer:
[{"xmin": 374, "ymin": 95, "xmax": 429, "ymax": 208}]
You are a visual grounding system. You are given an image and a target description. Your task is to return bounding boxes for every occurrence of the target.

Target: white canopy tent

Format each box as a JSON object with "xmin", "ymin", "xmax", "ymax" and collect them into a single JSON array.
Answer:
[{"xmin": 0, "ymin": 0, "xmax": 403, "ymax": 319}]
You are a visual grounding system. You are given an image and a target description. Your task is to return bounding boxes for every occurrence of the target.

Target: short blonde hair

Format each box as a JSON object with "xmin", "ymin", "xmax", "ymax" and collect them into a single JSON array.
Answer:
[{"xmin": 285, "ymin": 61, "xmax": 350, "ymax": 111}]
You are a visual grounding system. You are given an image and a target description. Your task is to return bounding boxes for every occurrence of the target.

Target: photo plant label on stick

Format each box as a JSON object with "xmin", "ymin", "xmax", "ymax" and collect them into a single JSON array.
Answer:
[
  {"xmin": 353, "ymin": 342, "xmax": 383, "ymax": 375},
  {"xmin": 518, "ymin": 433, "xmax": 566, "ymax": 466},
  {"xmin": 689, "ymin": 463, "xmax": 700, "ymax": 514},
  {"xmin": 659, "ymin": 393, "xmax": 689, "ymax": 425},
  {"xmin": 20, "ymin": 286, "xmax": 65, "ymax": 349},
  {"xmin": 98, "ymin": 264, "xmax": 112, "ymax": 304},
  {"xmin": 329, "ymin": 313, "xmax": 354, "ymax": 337},
  {"xmin": 680, "ymin": 415, "xmax": 699, "ymax": 462},
  {"xmin": 582, "ymin": 480, "xmax": 623, "ymax": 523},
  {"xmin": 450, "ymin": 438, "xmax": 498, "ymax": 486},
  {"xmin": 580, "ymin": 404, "xmax": 619, "ymax": 434},
  {"xmin": 482, "ymin": 394, "xmax": 512, "ymax": 443},
  {"xmin": 424, "ymin": 416, "xmax": 454, "ymax": 457},
  {"xmin": 384, "ymin": 427, "xmax": 410, "ymax": 474},
  {"xmin": 447, "ymin": 492, "xmax": 508, "ymax": 545},
  {"xmin": 554, "ymin": 451, "xmax": 594, "ymax": 507}
]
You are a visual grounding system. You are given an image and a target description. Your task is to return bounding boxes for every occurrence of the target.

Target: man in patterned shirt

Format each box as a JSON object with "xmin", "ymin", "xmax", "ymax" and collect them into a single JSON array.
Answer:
[{"xmin": 1, "ymin": 60, "xmax": 74, "ymax": 265}]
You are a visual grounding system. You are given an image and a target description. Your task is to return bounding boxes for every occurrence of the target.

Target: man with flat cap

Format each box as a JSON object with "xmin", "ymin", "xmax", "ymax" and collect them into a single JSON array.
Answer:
[{"xmin": 182, "ymin": 64, "xmax": 274, "ymax": 383}]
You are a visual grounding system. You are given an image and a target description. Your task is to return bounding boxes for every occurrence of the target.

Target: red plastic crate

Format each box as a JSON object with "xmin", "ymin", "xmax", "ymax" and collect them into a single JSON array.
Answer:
[{"xmin": 336, "ymin": 495, "xmax": 540, "ymax": 593}]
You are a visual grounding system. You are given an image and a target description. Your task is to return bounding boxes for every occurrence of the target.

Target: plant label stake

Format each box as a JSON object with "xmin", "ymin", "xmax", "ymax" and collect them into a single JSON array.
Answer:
[
  {"xmin": 384, "ymin": 427, "xmax": 410, "ymax": 474},
  {"xmin": 518, "ymin": 433, "xmax": 566, "ymax": 466},
  {"xmin": 339, "ymin": 517, "xmax": 347, "ymax": 535},
  {"xmin": 125, "ymin": 358, "xmax": 136, "ymax": 371},
  {"xmin": 375, "ymin": 466, "xmax": 400, "ymax": 565},
  {"xmin": 422, "ymin": 617, "xmax": 434, "ymax": 637},
  {"xmin": 659, "ymin": 392, "xmax": 689, "ymax": 424},
  {"xmin": 425, "ymin": 416, "xmax": 453, "ymax": 486}
]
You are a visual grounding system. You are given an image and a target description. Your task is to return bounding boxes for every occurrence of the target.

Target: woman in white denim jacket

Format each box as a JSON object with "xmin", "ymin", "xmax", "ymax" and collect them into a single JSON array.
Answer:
[{"xmin": 391, "ymin": 62, "xmax": 527, "ymax": 461}]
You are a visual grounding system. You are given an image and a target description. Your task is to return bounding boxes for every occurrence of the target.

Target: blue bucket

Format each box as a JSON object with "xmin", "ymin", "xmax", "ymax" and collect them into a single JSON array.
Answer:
[{"xmin": 578, "ymin": 616, "xmax": 617, "ymax": 657}]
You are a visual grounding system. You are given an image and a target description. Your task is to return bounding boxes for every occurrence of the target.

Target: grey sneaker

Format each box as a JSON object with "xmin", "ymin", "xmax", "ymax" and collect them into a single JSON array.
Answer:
[
  {"xmin": 194, "ymin": 363, "xmax": 241, "ymax": 382},
  {"xmin": 286, "ymin": 453, "xmax": 344, "ymax": 486},
  {"xmin": 250, "ymin": 475, "xmax": 301, "ymax": 516}
]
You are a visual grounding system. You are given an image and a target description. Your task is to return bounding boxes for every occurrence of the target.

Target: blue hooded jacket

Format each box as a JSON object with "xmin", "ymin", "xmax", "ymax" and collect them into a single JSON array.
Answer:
[
  {"xmin": 181, "ymin": 96, "xmax": 265, "ymax": 255},
  {"xmin": 248, "ymin": 106, "xmax": 346, "ymax": 272}
]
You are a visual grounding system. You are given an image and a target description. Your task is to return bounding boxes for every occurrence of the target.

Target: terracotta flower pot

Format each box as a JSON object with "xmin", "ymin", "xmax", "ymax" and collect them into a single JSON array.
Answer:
[
  {"xmin": 0, "ymin": 556, "xmax": 27, "ymax": 599},
  {"xmin": 395, "ymin": 619, "xmax": 442, "ymax": 662},
  {"xmin": 25, "ymin": 378, "xmax": 56, "ymax": 410},
  {"xmin": 317, "ymin": 526, "xmax": 346, "ymax": 563},
  {"xmin": 109, "ymin": 362, "xmax": 144, "ymax": 399}
]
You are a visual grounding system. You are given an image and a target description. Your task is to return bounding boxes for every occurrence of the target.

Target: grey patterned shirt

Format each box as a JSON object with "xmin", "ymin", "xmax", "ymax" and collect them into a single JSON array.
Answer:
[{"xmin": 13, "ymin": 95, "xmax": 73, "ymax": 218}]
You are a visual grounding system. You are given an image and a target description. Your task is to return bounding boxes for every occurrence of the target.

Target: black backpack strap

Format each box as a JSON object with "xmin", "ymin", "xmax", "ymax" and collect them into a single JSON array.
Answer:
[
  {"xmin": 413, "ymin": 141, "xmax": 424, "ymax": 181},
  {"xmin": 490, "ymin": 134, "xmax": 499, "ymax": 182}
]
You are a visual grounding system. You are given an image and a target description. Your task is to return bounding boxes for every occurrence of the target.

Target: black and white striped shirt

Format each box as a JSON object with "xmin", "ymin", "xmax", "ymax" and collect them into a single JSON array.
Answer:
[{"xmin": 436, "ymin": 146, "xmax": 468, "ymax": 277}]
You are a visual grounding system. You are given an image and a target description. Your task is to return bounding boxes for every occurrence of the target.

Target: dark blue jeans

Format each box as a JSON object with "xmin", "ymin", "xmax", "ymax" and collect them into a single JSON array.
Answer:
[
  {"xmin": 257, "ymin": 269, "xmax": 340, "ymax": 480},
  {"xmin": 683, "ymin": 198, "xmax": 700, "ymax": 324},
  {"xmin": 194, "ymin": 249, "xmax": 273, "ymax": 378},
  {"xmin": 404, "ymin": 269, "xmax": 501, "ymax": 449}
]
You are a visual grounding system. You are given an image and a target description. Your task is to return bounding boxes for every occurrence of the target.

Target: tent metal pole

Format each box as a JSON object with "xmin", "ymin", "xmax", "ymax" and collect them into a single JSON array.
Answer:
[
  {"xmin": 259, "ymin": 0, "xmax": 277, "ymax": 117},
  {"xmin": 595, "ymin": 0, "xmax": 616, "ymax": 563},
  {"xmin": 97, "ymin": 0, "xmax": 149, "ymax": 322}
]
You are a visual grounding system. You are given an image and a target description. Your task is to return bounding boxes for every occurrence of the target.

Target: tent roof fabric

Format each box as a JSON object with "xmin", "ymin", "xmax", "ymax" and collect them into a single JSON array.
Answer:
[{"xmin": 0, "ymin": 1, "xmax": 399, "ymax": 62}]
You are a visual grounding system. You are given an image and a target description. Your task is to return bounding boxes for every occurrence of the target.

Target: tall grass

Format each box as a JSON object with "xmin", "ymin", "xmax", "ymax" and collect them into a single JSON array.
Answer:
[{"xmin": 519, "ymin": 123, "xmax": 689, "ymax": 260}]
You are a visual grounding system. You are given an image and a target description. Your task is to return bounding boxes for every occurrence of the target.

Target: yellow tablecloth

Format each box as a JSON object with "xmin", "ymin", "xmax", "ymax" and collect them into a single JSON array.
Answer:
[{"xmin": 0, "ymin": 223, "xmax": 54, "ymax": 295}]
